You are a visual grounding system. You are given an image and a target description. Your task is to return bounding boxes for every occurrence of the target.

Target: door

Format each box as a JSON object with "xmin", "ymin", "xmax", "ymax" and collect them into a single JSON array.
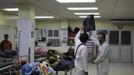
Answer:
[
  {"xmin": 120, "ymin": 31, "xmax": 132, "ymax": 62},
  {"xmin": 109, "ymin": 30, "xmax": 132, "ymax": 63},
  {"xmin": 109, "ymin": 31, "xmax": 120, "ymax": 62}
]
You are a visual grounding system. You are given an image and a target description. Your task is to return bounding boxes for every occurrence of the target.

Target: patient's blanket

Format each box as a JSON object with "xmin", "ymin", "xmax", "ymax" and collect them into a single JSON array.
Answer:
[
  {"xmin": 22, "ymin": 62, "xmax": 56, "ymax": 75},
  {"xmin": 35, "ymin": 47, "xmax": 49, "ymax": 56}
]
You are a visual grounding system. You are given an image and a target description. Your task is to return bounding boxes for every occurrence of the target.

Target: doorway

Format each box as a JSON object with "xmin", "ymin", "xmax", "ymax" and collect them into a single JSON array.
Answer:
[{"xmin": 109, "ymin": 30, "xmax": 132, "ymax": 63}]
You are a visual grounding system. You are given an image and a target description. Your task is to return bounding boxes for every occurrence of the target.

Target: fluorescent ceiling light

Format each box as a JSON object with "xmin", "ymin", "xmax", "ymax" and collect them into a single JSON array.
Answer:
[
  {"xmin": 74, "ymin": 12, "xmax": 100, "ymax": 15},
  {"xmin": 56, "ymin": 0, "xmax": 96, "ymax": 3},
  {"xmin": 79, "ymin": 15, "xmax": 101, "ymax": 18},
  {"xmin": 35, "ymin": 16, "xmax": 54, "ymax": 19},
  {"xmin": 3, "ymin": 8, "xmax": 18, "ymax": 11},
  {"xmin": 67, "ymin": 7, "xmax": 98, "ymax": 10},
  {"xmin": 6, "ymin": 16, "xmax": 54, "ymax": 19}
]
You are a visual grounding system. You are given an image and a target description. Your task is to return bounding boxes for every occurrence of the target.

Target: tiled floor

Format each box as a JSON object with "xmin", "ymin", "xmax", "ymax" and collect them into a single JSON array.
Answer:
[{"xmin": 57, "ymin": 63, "xmax": 134, "ymax": 75}]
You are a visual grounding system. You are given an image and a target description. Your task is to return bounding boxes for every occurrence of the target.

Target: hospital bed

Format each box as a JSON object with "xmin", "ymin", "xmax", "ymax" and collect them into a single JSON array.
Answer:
[
  {"xmin": 54, "ymin": 63, "xmax": 74, "ymax": 75},
  {"xmin": 34, "ymin": 47, "xmax": 74, "ymax": 75},
  {"xmin": 0, "ymin": 50, "xmax": 21, "ymax": 75}
]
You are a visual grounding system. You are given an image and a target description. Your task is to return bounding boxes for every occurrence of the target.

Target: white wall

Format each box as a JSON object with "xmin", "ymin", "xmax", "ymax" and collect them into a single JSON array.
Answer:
[
  {"xmin": 0, "ymin": 12, "xmax": 16, "ymax": 26},
  {"xmin": 36, "ymin": 20, "xmax": 61, "ymax": 29},
  {"xmin": 36, "ymin": 19, "xmax": 134, "ymax": 30}
]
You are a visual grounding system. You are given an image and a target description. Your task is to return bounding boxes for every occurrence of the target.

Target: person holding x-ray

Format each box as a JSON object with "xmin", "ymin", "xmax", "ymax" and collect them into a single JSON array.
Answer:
[{"xmin": 74, "ymin": 26, "xmax": 89, "ymax": 75}]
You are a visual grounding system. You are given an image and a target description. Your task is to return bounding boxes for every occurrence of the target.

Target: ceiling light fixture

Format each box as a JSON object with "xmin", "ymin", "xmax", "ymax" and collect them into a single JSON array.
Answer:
[
  {"xmin": 79, "ymin": 15, "xmax": 101, "ymax": 18},
  {"xmin": 7, "ymin": 16, "xmax": 55, "ymax": 19},
  {"xmin": 67, "ymin": 7, "xmax": 98, "ymax": 10},
  {"xmin": 3, "ymin": 8, "xmax": 18, "ymax": 11},
  {"xmin": 35, "ymin": 16, "xmax": 54, "ymax": 19},
  {"xmin": 74, "ymin": 12, "xmax": 100, "ymax": 15},
  {"xmin": 56, "ymin": 0, "xmax": 96, "ymax": 3}
]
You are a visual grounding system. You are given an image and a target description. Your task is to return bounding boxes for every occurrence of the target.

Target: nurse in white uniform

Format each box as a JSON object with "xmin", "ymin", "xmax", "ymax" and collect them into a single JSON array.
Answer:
[{"xmin": 74, "ymin": 27, "xmax": 89, "ymax": 75}]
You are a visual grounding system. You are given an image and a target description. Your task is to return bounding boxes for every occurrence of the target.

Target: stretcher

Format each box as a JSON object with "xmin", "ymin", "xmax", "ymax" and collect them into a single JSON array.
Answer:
[
  {"xmin": 53, "ymin": 61, "xmax": 74, "ymax": 75},
  {"xmin": 0, "ymin": 65, "xmax": 12, "ymax": 75},
  {"xmin": 0, "ymin": 62, "xmax": 12, "ymax": 75},
  {"xmin": 0, "ymin": 61, "xmax": 21, "ymax": 75},
  {"xmin": 0, "ymin": 52, "xmax": 21, "ymax": 75},
  {"xmin": 54, "ymin": 67, "xmax": 73, "ymax": 75}
]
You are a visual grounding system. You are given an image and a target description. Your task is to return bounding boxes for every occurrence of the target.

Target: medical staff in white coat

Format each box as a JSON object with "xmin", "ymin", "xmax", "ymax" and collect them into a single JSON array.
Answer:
[
  {"xmin": 92, "ymin": 32, "xmax": 109, "ymax": 75},
  {"xmin": 74, "ymin": 27, "xmax": 89, "ymax": 75}
]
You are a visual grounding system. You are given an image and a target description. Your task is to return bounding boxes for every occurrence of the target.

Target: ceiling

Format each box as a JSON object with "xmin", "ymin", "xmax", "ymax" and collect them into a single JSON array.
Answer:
[{"xmin": 0, "ymin": 0, "xmax": 134, "ymax": 20}]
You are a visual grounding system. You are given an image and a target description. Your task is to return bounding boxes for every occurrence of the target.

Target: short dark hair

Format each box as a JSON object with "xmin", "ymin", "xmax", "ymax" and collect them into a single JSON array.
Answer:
[
  {"xmin": 80, "ymin": 33, "xmax": 89, "ymax": 43},
  {"xmin": 98, "ymin": 32, "xmax": 106, "ymax": 40},
  {"xmin": 4, "ymin": 34, "xmax": 8, "ymax": 37},
  {"xmin": 47, "ymin": 50, "xmax": 55, "ymax": 53},
  {"xmin": 49, "ymin": 58, "xmax": 57, "ymax": 64}
]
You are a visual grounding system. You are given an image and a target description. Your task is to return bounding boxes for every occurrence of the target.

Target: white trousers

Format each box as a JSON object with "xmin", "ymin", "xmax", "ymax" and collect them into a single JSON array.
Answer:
[
  {"xmin": 97, "ymin": 62, "xmax": 109, "ymax": 75},
  {"xmin": 74, "ymin": 67, "xmax": 85, "ymax": 75}
]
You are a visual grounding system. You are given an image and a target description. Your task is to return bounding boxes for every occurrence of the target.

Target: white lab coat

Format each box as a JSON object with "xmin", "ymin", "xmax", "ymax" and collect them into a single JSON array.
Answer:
[
  {"xmin": 91, "ymin": 32, "xmax": 109, "ymax": 75},
  {"xmin": 94, "ymin": 42, "xmax": 109, "ymax": 75},
  {"xmin": 74, "ymin": 31, "xmax": 88, "ymax": 75}
]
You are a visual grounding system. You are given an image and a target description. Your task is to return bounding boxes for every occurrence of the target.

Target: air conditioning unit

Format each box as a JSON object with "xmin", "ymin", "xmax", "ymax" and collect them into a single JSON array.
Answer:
[{"xmin": 111, "ymin": 19, "xmax": 134, "ymax": 24}]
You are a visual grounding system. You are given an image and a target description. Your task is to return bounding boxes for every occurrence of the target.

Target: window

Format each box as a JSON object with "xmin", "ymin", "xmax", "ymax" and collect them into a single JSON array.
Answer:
[
  {"xmin": 54, "ymin": 30, "xmax": 59, "ymax": 37},
  {"xmin": 48, "ymin": 30, "xmax": 59, "ymax": 37},
  {"xmin": 47, "ymin": 29, "xmax": 60, "ymax": 47},
  {"xmin": 48, "ymin": 30, "xmax": 53, "ymax": 37},
  {"xmin": 121, "ymin": 31, "xmax": 131, "ymax": 45},
  {"xmin": 109, "ymin": 31, "xmax": 119, "ymax": 44}
]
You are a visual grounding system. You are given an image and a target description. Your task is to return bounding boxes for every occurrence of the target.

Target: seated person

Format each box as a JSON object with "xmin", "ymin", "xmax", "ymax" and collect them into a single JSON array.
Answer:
[
  {"xmin": 0, "ymin": 34, "xmax": 16, "ymax": 56},
  {"xmin": 0, "ymin": 34, "xmax": 12, "ymax": 52}
]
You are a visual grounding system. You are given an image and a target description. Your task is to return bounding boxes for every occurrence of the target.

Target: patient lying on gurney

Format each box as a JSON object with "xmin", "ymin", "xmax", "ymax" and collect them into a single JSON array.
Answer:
[{"xmin": 46, "ymin": 50, "xmax": 74, "ymax": 70}]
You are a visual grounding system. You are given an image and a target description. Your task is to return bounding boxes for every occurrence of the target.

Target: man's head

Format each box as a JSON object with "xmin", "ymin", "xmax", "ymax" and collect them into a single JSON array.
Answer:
[
  {"xmin": 49, "ymin": 56, "xmax": 57, "ymax": 64},
  {"xmin": 80, "ymin": 33, "xmax": 89, "ymax": 43},
  {"xmin": 21, "ymin": 60, "xmax": 28, "ymax": 65},
  {"xmin": 47, "ymin": 50, "xmax": 55, "ymax": 56},
  {"xmin": 4, "ymin": 34, "xmax": 9, "ymax": 40},
  {"xmin": 98, "ymin": 32, "xmax": 106, "ymax": 44}
]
